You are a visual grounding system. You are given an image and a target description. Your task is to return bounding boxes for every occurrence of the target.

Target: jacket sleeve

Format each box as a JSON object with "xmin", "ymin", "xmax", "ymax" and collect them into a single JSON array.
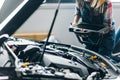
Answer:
[
  {"xmin": 74, "ymin": 0, "xmax": 82, "ymax": 16},
  {"xmin": 103, "ymin": 1, "xmax": 113, "ymax": 28}
]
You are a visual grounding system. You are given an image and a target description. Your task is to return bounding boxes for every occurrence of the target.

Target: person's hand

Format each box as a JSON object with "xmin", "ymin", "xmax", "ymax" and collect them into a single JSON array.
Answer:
[
  {"xmin": 70, "ymin": 22, "xmax": 86, "ymax": 32},
  {"xmin": 71, "ymin": 22, "xmax": 78, "ymax": 27},
  {"xmin": 79, "ymin": 28, "xmax": 86, "ymax": 32}
]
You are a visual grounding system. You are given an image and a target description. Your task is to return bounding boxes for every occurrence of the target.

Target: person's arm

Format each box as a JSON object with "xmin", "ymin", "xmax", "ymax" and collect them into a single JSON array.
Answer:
[
  {"xmin": 103, "ymin": 1, "xmax": 113, "ymax": 29},
  {"xmin": 72, "ymin": 14, "xmax": 81, "ymax": 26}
]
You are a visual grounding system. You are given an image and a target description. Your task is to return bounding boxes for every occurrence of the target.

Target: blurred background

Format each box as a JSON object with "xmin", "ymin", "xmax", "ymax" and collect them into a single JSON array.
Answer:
[{"xmin": 0, "ymin": 0, "xmax": 120, "ymax": 47}]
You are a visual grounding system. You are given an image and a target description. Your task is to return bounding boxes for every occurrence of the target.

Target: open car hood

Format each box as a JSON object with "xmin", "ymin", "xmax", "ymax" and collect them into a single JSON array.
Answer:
[{"xmin": 0, "ymin": 0, "xmax": 44, "ymax": 45}]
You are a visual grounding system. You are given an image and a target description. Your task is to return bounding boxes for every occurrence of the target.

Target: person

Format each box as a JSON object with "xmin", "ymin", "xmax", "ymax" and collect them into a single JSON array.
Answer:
[
  {"xmin": 115, "ymin": 26, "xmax": 120, "ymax": 45},
  {"xmin": 72, "ymin": 0, "xmax": 115, "ymax": 59}
]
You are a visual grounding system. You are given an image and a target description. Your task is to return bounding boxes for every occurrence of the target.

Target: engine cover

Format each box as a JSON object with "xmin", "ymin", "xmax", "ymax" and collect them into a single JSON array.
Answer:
[{"xmin": 43, "ymin": 54, "xmax": 89, "ymax": 77}]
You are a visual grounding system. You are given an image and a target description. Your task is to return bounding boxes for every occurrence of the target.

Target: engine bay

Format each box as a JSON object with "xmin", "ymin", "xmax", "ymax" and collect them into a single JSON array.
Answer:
[{"xmin": 2, "ymin": 37, "xmax": 119, "ymax": 80}]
